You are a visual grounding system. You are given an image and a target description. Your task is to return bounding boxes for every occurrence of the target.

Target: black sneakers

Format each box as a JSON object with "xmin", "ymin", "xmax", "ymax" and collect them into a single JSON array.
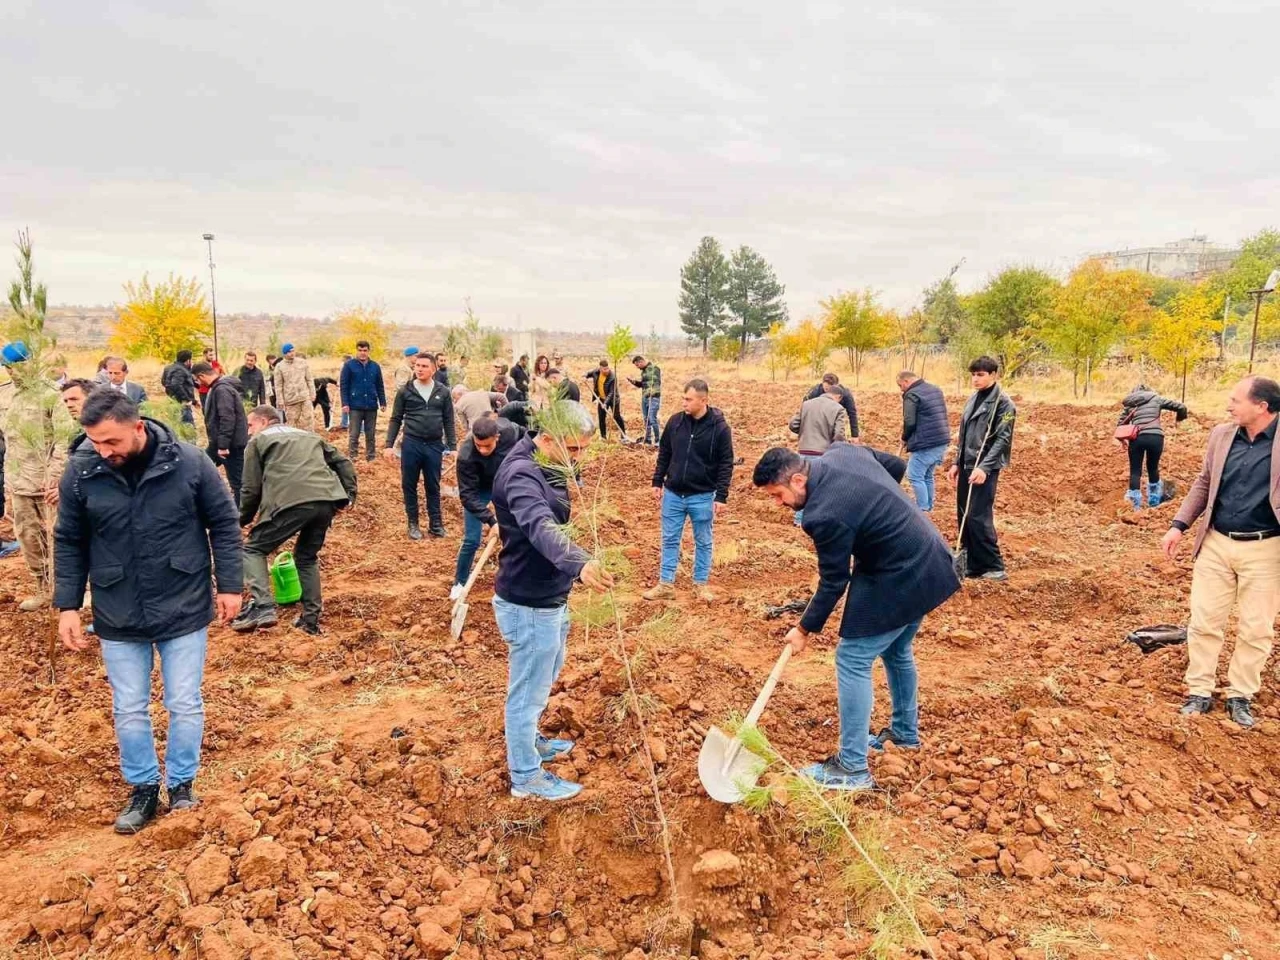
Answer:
[
  {"xmin": 1180, "ymin": 694, "xmax": 1213, "ymax": 715},
  {"xmin": 1225, "ymin": 697, "xmax": 1255, "ymax": 729},
  {"xmin": 231, "ymin": 602, "xmax": 278, "ymax": 633},
  {"xmin": 428, "ymin": 524, "xmax": 446, "ymax": 538},
  {"xmin": 408, "ymin": 524, "xmax": 424, "ymax": 541},
  {"xmin": 293, "ymin": 616, "xmax": 321, "ymax": 636},
  {"xmin": 114, "ymin": 784, "xmax": 161, "ymax": 834},
  {"xmin": 168, "ymin": 781, "xmax": 198, "ymax": 810}
]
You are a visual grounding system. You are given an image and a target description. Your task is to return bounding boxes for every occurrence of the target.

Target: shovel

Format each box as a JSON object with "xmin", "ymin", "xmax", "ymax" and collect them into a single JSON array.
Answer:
[
  {"xmin": 450, "ymin": 526, "xmax": 500, "ymax": 641},
  {"xmin": 699, "ymin": 644, "xmax": 793, "ymax": 803}
]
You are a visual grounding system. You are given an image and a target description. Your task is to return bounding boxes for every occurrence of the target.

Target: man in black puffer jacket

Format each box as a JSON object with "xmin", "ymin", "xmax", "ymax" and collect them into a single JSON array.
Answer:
[
  {"xmin": 453, "ymin": 417, "xmax": 524, "ymax": 593},
  {"xmin": 644, "ymin": 378, "xmax": 735, "ymax": 602},
  {"xmin": 54, "ymin": 392, "xmax": 242, "ymax": 835},
  {"xmin": 161, "ymin": 350, "xmax": 198, "ymax": 425},
  {"xmin": 193, "ymin": 362, "xmax": 249, "ymax": 505}
]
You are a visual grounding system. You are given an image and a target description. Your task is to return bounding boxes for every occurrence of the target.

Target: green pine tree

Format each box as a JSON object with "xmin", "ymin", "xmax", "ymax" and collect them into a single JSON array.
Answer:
[
  {"xmin": 678, "ymin": 236, "xmax": 729, "ymax": 354},
  {"xmin": 725, "ymin": 245, "xmax": 788, "ymax": 359}
]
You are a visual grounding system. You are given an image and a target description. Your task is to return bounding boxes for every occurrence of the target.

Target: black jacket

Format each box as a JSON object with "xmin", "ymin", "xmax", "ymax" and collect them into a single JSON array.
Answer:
[
  {"xmin": 958, "ymin": 386, "xmax": 1016, "ymax": 472},
  {"xmin": 804, "ymin": 383, "xmax": 859, "ymax": 438},
  {"xmin": 901, "ymin": 379, "xmax": 950, "ymax": 452},
  {"xmin": 493, "ymin": 436, "xmax": 590, "ymax": 608},
  {"xmin": 800, "ymin": 444, "xmax": 959, "ymax": 638},
  {"xmin": 585, "ymin": 368, "xmax": 619, "ymax": 406},
  {"xmin": 204, "ymin": 376, "xmax": 249, "ymax": 450},
  {"xmin": 386, "ymin": 379, "xmax": 457, "ymax": 448},
  {"xmin": 505, "ymin": 384, "xmax": 527, "ymax": 404},
  {"xmin": 653, "ymin": 407, "xmax": 735, "ymax": 503},
  {"xmin": 1119, "ymin": 387, "xmax": 1187, "ymax": 437},
  {"xmin": 53, "ymin": 419, "xmax": 243, "ymax": 643},
  {"xmin": 162, "ymin": 362, "xmax": 197, "ymax": 404},
  {"xmin": 457, "ymin": 420, "xmax": 525, "ymax": 522},
  {"xmin": 235, "ymin": 365, "xmax": 267, "ymax": 406},
  {"xmin": 559, "ymin": 380, "xmax": 581, "ymax": 403},
  {"xmin": 314, "ymin": 376, "xmax": 336, "ymax": 407},
  {"xmin": 510, "ymin": 362, "xmax": 530, "ymax": 394}
]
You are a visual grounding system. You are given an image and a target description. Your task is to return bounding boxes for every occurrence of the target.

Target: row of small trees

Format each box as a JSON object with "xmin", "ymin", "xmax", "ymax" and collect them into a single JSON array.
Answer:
[
  {"xmin": 677, "ymin": 236, "xmax": 788, "ymax": 358},
  {"xmin": 761, "ymin": 228, "xmax": 1280, "ymax": 398}
]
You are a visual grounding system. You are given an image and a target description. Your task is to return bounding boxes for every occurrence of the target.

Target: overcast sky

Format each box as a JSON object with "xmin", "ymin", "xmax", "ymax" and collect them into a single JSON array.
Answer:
[{"xmin": 2, "ymin": 0, "xmax": 1276, "ymax": 333}]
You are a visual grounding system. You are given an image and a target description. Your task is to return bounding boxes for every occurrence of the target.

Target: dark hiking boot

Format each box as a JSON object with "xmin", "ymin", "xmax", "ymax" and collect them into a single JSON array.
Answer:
[
  {"xmin": 168, "ymin": 781, "xmax": 198, "ymax": 811},
  {"xmin": 293, "ymin": 616, "xmax": 321, "ymax": 636},
  {"xmin": 231, "ymin": 602, "xmax": 278, "ymax": 633},
  {"xmin": 408, "ymin": 524, "xmax": 424, "ymax": 541},
  {"xmin": 1179, "ymin": 695, "xmax": 1213, "ymax": 716},
  {"xmin": 1225, "ymin": 697, "xmax": 1255, "ymax": 729},
  {"xmin": 976, "ymin": 569, "xmax": 1008, "ymax": 582},
  {"xmin": 114, "ymin": 784, "xmax": 161, "ymax": 834},
  {"xmin": 428, "ymin": 524, "xmax": 446, "ymax": 538}
]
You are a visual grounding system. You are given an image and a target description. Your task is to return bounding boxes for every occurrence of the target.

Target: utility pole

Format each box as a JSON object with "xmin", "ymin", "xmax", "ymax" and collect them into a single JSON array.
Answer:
[{"xmin": 202, "ymin": 233, "xmax": 218, "ymax": 361}]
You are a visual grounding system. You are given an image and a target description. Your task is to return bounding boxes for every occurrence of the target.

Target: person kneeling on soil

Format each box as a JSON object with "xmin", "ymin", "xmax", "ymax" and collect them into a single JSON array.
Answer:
[
  {"xmin": 233, "ymin": 405, "xmax": 357, "ymax": 636},
  {"xmin": 453, "ymin": 415, "xmax": 524, "ymax": 598},
  {"xmin": 55, "ymin": 391, "xmax": 243, "ymax": 833},
  {"xmin": 752, "ymin": 445, "xmax": 959, "ymax": 792},
  {"xmin": 492, "ymin": 400, "xmax": 613, "ymax": 801}
]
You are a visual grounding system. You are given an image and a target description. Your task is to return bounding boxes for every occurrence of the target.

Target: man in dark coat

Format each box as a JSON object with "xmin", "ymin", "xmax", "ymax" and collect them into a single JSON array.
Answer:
[
  {"xmin": 384, "ymin": 352, "xmax": 456, "ymax": 539},
  {"xmin": 193, "ymin": 362, "xmax": 249, "ymax": 505},
  {"xmin": 54, "ymin": 391, "xmax": 242, "ymax": 833},
  {"xmin": 340, "ymin": 340, "xmax": 387, "ymax": 460},
  {"xmin": 583, "ymin": 359, "xmax": 627, "ymax": 440},
  {"xmin": 452, "ymin": 416, "xmax": 524, "ymax": 593},
  {"xmin": 234, "ymin": 352, "xmax": 268, "ymax": 406},
  {"xmin": 547, "ymin": 368, "xmax": 580, "ymax": 403},
  {"xmin": 947, "ymin": 356, "xmax": 1016, "ymax": 581},
  {"xmin": 162, "ymin": 350, "xmax": 198, "ymax": 425},
  {"xmin": 896, "ymin": 370, "xmax": 951, "ymax": 511},
  {"xmin": 753, "ymin": 444, "xmax": 959, "ymax": 791},
  {"xmin": 803, "ymin": 373, "xmax": 859, "ymax": 438}
]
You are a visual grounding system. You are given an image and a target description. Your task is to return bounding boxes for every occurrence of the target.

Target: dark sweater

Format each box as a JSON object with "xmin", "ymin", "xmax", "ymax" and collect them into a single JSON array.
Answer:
[
  {"xmin": 456, "ymin": 420, "xmax": 525, "ymax": 521},
  {"xmin": 901, "ymin": 379, "xmax": 950, "ymax": 452},
  {"xmin": 493, "ymin": 437, "xmax": 590, "ymax": 608},
  {"xmin": 653, "ymin": 407, "xmax": 735, "ymax": 503},
  {"xmin": 800, "ymin": 444, "xmax": 960, "ymax": 638},
  {"xmin": 386, "ymin": 379, "xmax": 457, "ymax": 448},
  {"xmin": 204, "ymin": 376, "xmax": 249, "ymax": 450},
  {"xmin": 235, "ymin": 365, "xmax": 267, "ymax": 406}
]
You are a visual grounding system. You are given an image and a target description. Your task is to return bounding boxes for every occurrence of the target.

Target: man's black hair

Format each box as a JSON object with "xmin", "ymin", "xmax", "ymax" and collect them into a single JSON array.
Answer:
[
  {"xmin": 632, "ymin": 355, "xmax": 645, "ymax": 364},
  {"xmin": 472, "ymin": 417, "xmax": 500, "ymax": 440},
  {"xmin": 176, "ymin": 349, "xmax": 193, "ymax": 364},
  {"xmin": 968, "ymin": 355, "xmax": 999, "ymax": 375},
  {"xmin": 191, "ymin": 361, "xmax": 215, "ymax": 376},
  {"xmin": 684, "ymin": 378, "xmax": 709, "ymax": 395},
  {"xmin": 1247, "ymin": 376, "xmax": 1280, "ymax": 413},
  {"xmin": 821, "ymin": 372, "xmax": 840, "ymax": 386},
  {"xmin": 546, "ymin": 367, "xmax": 562, "ymax": 378},
  {"xmin": 60, "ymin": 377, "xmax": 97, "ymax": 395},
  {"xmin": 752, "ymin": 447, "xmax": 806, "ymax": 487},
  {"xmin": 80, "ymin": 390, "xmax": 139, "ymax": 428},
  {"xmin": 356, "ymin": 340, "xmax": 370, "ymax": 350}
]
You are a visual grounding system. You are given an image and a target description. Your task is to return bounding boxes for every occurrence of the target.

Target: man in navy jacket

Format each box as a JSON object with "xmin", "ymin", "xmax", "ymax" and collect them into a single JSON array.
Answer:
[
  {"xmin": 896, "ymin": 371, "xmax": 950, "ymax": 511},
  {"xmin": 753, "ymin": 444, "xmax": 959, "ymax": 792},
  {"xmin": 492, "ymin": 400, "xmax": 613, "ymax": 801},
  {"xmin": 340, "ymin": 340, "xmax": 387, "ymax": 462}
]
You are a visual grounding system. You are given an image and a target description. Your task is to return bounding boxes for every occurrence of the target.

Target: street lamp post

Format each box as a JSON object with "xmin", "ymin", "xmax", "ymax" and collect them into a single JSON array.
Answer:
[
  {"xmin": 1247, "ymin": 269, "xmax": 1280, "ymax": 374},
  {"xmin": 202, "ymin": 233, "xmax": 218, "ymax": 361}
]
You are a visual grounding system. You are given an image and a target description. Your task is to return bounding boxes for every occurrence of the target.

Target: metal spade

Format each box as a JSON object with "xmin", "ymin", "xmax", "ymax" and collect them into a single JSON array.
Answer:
[
  {"xmin": 450, "ymin": 526, "xmax": 500, "ymax": 641},
  {"xmin": 698, "ymin": 644, "xmax": 793, "ymax": 803}
]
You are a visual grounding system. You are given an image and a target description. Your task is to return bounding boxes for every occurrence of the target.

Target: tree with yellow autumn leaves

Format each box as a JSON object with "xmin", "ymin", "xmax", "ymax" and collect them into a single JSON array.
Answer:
[{"xmin": 110, "ymin": 274, "xmax": 211, "ymax": 360}]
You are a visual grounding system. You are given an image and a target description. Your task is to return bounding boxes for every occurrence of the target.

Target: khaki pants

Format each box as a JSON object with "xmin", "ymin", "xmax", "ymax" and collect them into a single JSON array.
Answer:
[
  {"xmin": 12, "ymin": 493, "xmax": 55, "ymax": 596},
  {"xmin": 283, "ymin": 400, "xmax": 314, "ymax": 432},
  {"xmin": 1185, "ymin": 530, "xmax": 1280, "ymax": 699}
]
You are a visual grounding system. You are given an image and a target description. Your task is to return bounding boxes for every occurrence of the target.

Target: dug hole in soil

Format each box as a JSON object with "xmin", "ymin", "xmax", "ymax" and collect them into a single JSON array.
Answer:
[{"xmin": 1, "ymin": 383, "xmax": 1279, "ymax": 960}]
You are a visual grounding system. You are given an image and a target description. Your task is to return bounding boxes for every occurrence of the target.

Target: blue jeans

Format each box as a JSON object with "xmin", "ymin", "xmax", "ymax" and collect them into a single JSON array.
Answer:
[
  {"xmin": 905, "ymin": 444, "xmax": 948, "ymax": 511},
  {"xmin": 660, "ymin": 489, "xmax": 715, "ymax": 584},
  {"xmin": 401, "ymin": 435, "xmax": 444, "ymax": 526},
  {"xmin": 641, "ymin": 396, "xmax": 661, "ymax": 444},
  {"xmin": 492, "ymin": 597, "xmax": 570, "ymax": 784},
  {"xmin": 99, "ymin": 629, "xmax": 208, "ymax": 787},
  {"xmin": 455, "ymin": 494, "xmax": 492, "ymax": 585},
  {"xmin": 834, "ymin": 620, "xmax": 921, "ymax": 773}
]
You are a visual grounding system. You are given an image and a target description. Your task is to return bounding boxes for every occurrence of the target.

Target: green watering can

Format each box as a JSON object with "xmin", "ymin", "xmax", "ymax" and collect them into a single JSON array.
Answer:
[{"xmin": 271, "ymin": 552, "xmax": 302, "ymax": 605}]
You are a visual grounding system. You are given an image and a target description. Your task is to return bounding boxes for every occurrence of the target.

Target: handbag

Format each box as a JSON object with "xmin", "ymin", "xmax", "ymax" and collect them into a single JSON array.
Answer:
[{"xmin": 1114, "ymin": 409, "xmax": 1139, "ymax": 442}]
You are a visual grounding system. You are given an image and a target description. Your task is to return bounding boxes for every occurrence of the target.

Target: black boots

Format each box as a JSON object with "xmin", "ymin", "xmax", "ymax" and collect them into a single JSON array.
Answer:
[
  {"xmin": 230, "ymin": 601, "xmax": 278, "ymax": 633},
  {"xmin": 1225, "ymin": 697, "xmax": 1255, "ymax": 729},
  {"xmin": 168, "ymin": 781, "xmax": 198, "ymax": 810},
  {"xmin": 1180, "ymin": 695, "xmax": 1213, "ymax": 715},
  {"xmin": 428, "ymin": 524, "xmax": 446, "ymax": 538},
  {"xmin": 114, "ymin": 784, "xmax": 160, "ymax": 834},
  {"xmin": 408, "ymin": 524, "xmax": 423, "ymax": 541}
]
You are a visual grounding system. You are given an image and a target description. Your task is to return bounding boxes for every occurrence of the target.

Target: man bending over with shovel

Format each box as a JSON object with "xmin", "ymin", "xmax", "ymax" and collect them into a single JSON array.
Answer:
[
  {"xmin": 753, "ymin": 445, "xmax": 960, "ymax": 791},
  {"xmin": 492, "ymin": 400, "xmax": 614, "ymax": 801}
]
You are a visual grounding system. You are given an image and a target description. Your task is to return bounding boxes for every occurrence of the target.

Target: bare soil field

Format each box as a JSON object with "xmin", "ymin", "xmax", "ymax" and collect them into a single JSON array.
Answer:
[{"xmin": 1, "ymin": 378, "xmax": 1278, "ymax": 960}]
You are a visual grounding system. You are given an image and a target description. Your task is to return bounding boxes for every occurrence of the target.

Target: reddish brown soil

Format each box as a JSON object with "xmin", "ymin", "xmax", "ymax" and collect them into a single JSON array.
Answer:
[{"xmin": 1, "ymin": 383, "xmax": 1279, "ymax": 960}]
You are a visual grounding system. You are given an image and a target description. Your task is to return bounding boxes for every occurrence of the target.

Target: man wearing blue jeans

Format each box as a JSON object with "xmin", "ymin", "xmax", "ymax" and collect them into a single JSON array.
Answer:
[
  {"xmin": 644, "ymin": 379, "xmax": 735, "ymax": 603},
  {"xmin": 453, "ymin": 416, "xmax": 523, "ymax": 597},
  {"xmin": 54, "ymin": 391, "xmax": 242, "ymax": 833},
  {"xmin": 897, "ymin": 370, "xmax": 951, "ymax": 512},
  {"xmin": 753, "ymin": 444, "xmax": 960, "ymax": 791},
  {"xmin": 627, "ymin": 355, "xmax": 663, "ymax": 446},
  {"xmin": 491, "ymin": 401, "xmax": 614, "ymax": 801}
]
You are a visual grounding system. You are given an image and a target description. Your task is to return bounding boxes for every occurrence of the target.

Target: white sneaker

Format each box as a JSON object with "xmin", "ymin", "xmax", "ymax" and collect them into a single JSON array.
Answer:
[{"xmin": 449, "ymin": 584, "xmax": 465, "ymax": 602}]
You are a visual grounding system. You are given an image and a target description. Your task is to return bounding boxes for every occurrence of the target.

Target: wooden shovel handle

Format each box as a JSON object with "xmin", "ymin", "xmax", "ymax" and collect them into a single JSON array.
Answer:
[
  {"xmin": 742, "ymin": 644, "xmax": 793, "ymax": 730},
  {"xmin": 456, "ymin": 525, "xmax": 500, "ymax": 605}
]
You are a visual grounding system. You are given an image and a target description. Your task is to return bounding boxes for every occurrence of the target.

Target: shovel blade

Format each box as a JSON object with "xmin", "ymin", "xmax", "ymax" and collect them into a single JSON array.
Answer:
[
  {"xmin": 450, "ymin": 601, "xmax": 468, "ymax": 641},
  {"xmin": 698, "ymin": 726, "xmax": 768, "ymax": 803}
]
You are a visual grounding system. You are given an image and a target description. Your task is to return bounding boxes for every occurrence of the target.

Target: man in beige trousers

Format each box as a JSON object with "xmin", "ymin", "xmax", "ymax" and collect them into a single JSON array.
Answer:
[
  {"xmin": 1162, "ymin": 376, "xmax": 1280, "ymax": 729},
  {"xmin": 272, "ymin": 344, "xmax": 313, "ymax": 431}
]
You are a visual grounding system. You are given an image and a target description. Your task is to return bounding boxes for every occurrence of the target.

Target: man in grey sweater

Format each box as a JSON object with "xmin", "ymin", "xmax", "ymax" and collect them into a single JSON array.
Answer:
[{"xmin": 788, "ymin": 381, "xmax": 850, "ymax": 525}]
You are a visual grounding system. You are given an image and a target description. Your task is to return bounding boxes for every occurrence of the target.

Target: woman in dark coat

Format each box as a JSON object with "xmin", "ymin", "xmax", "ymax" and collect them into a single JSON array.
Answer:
[{"xmin": 1116, "ymin": 384, "xmax": 1187, "ymax": 510}]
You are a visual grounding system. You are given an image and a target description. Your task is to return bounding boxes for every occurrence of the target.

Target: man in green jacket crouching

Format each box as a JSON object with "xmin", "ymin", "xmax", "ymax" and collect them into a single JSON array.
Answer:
[{"xmin": 232, "ymin": 405, "xmax": 358, "ymax": 635}]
